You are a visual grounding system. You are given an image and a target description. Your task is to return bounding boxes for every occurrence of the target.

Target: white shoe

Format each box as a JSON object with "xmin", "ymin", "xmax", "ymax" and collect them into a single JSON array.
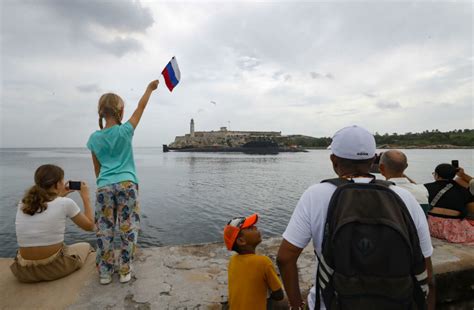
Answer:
[
  {"xmin": 100, "ymin": 275, "xmax": 112, "ymax": 285},
  {"xmin": 120, "ymin": 272, "xmax": 131, "ymax": 283}
]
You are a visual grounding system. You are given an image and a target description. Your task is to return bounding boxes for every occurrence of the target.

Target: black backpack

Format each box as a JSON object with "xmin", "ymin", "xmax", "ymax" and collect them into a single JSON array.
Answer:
[{"xmin": 315, "ymin": 177, "xmax": 428, "ymax": 310}]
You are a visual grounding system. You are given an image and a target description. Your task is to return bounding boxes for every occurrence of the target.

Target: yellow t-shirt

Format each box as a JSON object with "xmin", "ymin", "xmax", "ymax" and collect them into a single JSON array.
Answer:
[{"xmin": 228, "ymin": 254, "xmax": 283, "ymax": 310}]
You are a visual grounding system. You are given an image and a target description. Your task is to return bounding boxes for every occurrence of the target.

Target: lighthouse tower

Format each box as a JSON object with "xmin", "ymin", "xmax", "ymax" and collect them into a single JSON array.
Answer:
[{"xmin": 190, "ymin": 119, "xmax": 195, "ymax": 137}]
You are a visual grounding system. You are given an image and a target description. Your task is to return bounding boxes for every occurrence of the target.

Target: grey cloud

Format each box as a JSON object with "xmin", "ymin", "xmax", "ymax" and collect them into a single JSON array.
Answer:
[
  {"xmin": 329, "ymin": 109, "xmax": 358, "ymax": 117},
  {"xmin": 92, "ymin": 37, "xmax": 142, "ymax": 57},
  {"xmin": 201, "ymin": 2, "xmax": 471, "ymax": 71},
  {"xmin": 284, "ymin": 74, "xmax": 292, "ymax": 81},
  {"xmin": 310, "ymin": 72, "xmax": 335, "ymax": 80},
  {"xmin": 44, "ymin": 0, "xmax": 154, "ymax": 33},
  {"xmin": 77, "ymin": 84, "xmax": 101, "ymax": 93},
  {"xmin": 3, "ymin": 0, "xmax": 154, "ymax": 59},
  {"xmin": 408, "ymin": 59, "xmax": 473, "ymax": 96},
  {"xmin": 265, "ymin": 85, "xmax": 328, "ymax": 107},
  {"xmin": 364, "ymin": 92, "xmax": 377, "ymax": 98},
  {"xmin": 272, "ymin": 71, "xmax": 284, "ymax": 80},
  {"xmin": 236, "ymin": 56, "xmax": 261, "ymax": 71},
  {"xmin": 376, "ymin": 101, "xmax": 401, "ymax": 110}
]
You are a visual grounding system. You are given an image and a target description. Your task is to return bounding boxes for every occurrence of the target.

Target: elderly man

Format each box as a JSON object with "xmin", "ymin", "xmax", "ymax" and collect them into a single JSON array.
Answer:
[
  {"xmin": 277, "ymin": 125, "xmax": 434, "ymax": 310},
  {"xmin": 379, "ymin": 150, "xmax": 430, "ymax": 212}
]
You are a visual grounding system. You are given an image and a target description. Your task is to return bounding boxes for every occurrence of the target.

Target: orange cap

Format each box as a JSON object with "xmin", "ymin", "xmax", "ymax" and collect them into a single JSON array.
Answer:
[{"xmin": 223, "ymin": 213, "xmax": 258, "ymax": 251}]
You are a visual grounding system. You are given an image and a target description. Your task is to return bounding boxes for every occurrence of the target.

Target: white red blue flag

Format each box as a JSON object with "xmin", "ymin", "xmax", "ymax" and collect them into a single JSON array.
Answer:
[{"xmin": 161, "ymin": 56, "xmax": 181, "ymax": 92}]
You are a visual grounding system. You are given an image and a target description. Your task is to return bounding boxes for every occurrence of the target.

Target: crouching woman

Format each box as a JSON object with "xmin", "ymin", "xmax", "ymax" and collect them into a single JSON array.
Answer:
[{"xmin": 10, "ymin": 164, "xmax": 95, "ymax": 282}]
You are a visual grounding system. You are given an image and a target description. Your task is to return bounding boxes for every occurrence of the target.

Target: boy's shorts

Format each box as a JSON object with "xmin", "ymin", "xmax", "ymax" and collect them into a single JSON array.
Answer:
[{"xmin": 10, "ymin": 242, "xmax": 93, "ymax": 283}]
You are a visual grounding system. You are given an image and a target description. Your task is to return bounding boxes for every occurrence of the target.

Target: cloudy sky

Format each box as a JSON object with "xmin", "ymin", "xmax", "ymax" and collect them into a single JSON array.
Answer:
[{"xmin": 1, "ymin": 0, "xmax": 472, "ymax": 147}]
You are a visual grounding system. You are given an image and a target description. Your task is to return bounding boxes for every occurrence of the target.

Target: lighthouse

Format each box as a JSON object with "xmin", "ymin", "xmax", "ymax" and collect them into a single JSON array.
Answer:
[{"xmin": 190, "ymin": 119, "xmax": 195, "ymax": 137}]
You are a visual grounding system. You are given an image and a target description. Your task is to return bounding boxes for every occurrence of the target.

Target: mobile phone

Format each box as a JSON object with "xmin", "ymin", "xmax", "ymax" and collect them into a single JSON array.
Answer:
[
  {"xmin": 68, "ymin": 181, "xmax": 81, "ymax": 190},
  {"xmin": 451, "ymin": 160, "xmax": 459, "ymax": 169}
]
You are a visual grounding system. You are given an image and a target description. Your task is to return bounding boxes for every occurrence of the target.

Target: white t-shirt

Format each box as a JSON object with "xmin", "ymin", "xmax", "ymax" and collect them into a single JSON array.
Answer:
[
  {"xmin": 389, "ymin": 177, "xmax": 429, "ymax": 205},
  {"xmin": 16, "ymin": 197, "xmax": 81, "ymax": 247},
  {"xmin": 282, "ymin": 178, "xmax": 433, "ymax": 310}
]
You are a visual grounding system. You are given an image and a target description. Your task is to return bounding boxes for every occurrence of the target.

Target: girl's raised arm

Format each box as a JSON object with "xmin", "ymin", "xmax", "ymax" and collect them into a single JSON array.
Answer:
[{"xmin": 128, "ymin": 80, "xmax": 159, "ymax": 129}]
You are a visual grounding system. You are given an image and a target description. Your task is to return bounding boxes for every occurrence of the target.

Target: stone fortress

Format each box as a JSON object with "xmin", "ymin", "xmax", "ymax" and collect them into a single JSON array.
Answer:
[{"xmin": 168, "ymin": 119, "xmax": 283, "ymax": 149}]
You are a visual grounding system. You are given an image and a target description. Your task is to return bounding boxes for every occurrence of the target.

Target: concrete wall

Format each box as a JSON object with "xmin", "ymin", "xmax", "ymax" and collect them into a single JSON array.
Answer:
[{"xmin": 1, "ymin": 237, "xmax": 472, "ymax": 309}]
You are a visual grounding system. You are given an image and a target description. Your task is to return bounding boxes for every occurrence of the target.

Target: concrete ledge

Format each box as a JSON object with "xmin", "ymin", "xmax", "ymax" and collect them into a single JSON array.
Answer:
[
  {"xmin": 430, "ymin": 239, "xmax": 474, "ymax": 309},
  {"xmin": 0, "ymin": 253, "xmax": 96, "ymax": 310},
  {"xmin": 1, "ymin": 238, "xmax": 473, "ymax": 309}
]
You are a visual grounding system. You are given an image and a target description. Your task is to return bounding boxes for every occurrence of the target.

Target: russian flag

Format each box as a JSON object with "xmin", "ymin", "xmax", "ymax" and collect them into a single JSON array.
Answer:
[{"xmin": 161, "ymin": 56, "xmax": 181, "ymax": 92}]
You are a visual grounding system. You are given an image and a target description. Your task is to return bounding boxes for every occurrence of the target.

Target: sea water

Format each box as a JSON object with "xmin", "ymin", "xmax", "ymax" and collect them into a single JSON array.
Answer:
[{"xmin": 1, "ymin": 148, "xmax": 472, "ymax": 257}]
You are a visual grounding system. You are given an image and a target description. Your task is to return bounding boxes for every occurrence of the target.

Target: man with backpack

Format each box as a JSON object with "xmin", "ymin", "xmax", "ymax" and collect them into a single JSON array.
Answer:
[{"xmin": 277, "ymin": 125, "xmax": 434, "ymax": 310}]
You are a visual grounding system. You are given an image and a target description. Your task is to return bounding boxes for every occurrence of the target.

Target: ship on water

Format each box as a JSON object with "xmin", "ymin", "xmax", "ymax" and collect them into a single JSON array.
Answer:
[{"xmin": 163, "ymin": 119, "xmax": 307, "ymax": 154}]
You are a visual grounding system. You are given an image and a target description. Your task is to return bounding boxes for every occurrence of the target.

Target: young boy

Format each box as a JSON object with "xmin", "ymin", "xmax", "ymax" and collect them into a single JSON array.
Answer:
[{"xmin": 224, "ymin": 213, "xmax": 284, "ymax": 309}]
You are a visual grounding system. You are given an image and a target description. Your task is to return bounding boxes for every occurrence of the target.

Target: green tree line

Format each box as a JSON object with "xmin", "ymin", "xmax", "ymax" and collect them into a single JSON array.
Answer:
[{"xmin": 279, "ymin": 129, "xmax": 474, "ymax": 148}]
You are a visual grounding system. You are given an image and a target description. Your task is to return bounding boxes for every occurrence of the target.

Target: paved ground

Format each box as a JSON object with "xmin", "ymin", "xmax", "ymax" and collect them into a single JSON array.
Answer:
[{"xmin": 0, "ymin": 238, "xmax": 473, "ymax": 310}]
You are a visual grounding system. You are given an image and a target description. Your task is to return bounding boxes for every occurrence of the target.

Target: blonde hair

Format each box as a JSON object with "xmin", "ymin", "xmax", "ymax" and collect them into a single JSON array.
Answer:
[
  {"xmin": 22, "ymin": 164, "xmax": 64, "ymax": 216},
  {"xmin": 98, "ymin": 93, "xmax": 124, "ymax": 129}
]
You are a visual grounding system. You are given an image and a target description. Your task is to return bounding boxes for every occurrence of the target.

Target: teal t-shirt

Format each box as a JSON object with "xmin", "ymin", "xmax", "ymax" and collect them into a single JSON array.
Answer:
[{"xmin": 86, "ymin": 121, "xmax": 138, "ymax": 188}]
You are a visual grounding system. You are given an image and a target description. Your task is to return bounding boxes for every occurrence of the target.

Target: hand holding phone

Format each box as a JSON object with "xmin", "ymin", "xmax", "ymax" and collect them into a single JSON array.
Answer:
[{"xmin": 68, "ymin": 181, "xmax": 81, "ymax": 190}]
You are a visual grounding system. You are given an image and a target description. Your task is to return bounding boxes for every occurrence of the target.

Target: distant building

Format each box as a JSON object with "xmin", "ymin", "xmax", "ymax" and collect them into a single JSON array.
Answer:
[{"xmin": 169, "ymin": 119, "xmax": 282, "ymax": 148}]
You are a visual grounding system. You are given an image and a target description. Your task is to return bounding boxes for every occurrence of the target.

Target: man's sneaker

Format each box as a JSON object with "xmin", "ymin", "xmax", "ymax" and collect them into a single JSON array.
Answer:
[
  {"xmin": 99, "ymin": 275, "xmax": 112, "ymax": 285},
  {"xmin": 119, "ymin": 272, "xmax": 131, "ymax": 283}
]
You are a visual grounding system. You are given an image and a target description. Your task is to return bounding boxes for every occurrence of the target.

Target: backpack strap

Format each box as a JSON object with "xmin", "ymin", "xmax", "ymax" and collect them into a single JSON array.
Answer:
[
  {"xmin": 372, "ymin": 179, "xmax": 396, "ymax": 187},
  {"xmin": 314, "ymin": 249, "xmax": 336, "ymax": 310},
  {"xmin": 430, "ymin": 183, "xmax": 453, "ymax": 207},
  {"xmin": 315, "ymin": 252, "xmax": 321, "ymax": 310},
  {"xmin": 321, "ymin": 178, "xmax": 351, "ymax": 186},
  {"xmin": 322, "ymin": 177, "xmax": 394, "ymax": 188}
]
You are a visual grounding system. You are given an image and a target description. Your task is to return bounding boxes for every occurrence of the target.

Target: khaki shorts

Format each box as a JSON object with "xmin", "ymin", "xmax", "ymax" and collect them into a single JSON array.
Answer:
[{"xmin": 10, "ymin": 242, "xmax": 93, "ymax": 283}]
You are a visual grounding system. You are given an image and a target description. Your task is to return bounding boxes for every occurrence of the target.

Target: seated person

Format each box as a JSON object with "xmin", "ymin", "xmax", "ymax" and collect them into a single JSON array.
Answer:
[
  {"xmin": 424, "ymin": 163, "xmax": 474, "ymax": 243},
  {"xmin": 379, "ymin": 150, "xmax": 429, "ymax": 212},
  {"xmin": 10, "ymin": 164, "xmax": 95, "ymax": 282}
]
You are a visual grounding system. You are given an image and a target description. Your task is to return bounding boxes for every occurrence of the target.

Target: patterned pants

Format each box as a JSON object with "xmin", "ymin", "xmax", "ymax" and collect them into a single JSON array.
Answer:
[{"xmin": 95, "ymin": 181, "xmax": 140, "ymax": 277}]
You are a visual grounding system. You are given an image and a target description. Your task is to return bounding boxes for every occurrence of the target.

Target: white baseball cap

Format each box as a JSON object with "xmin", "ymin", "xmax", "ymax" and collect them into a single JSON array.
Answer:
[{"xmin": 329, "ymin": 125, "xmax": 376, "ymax": 160}]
